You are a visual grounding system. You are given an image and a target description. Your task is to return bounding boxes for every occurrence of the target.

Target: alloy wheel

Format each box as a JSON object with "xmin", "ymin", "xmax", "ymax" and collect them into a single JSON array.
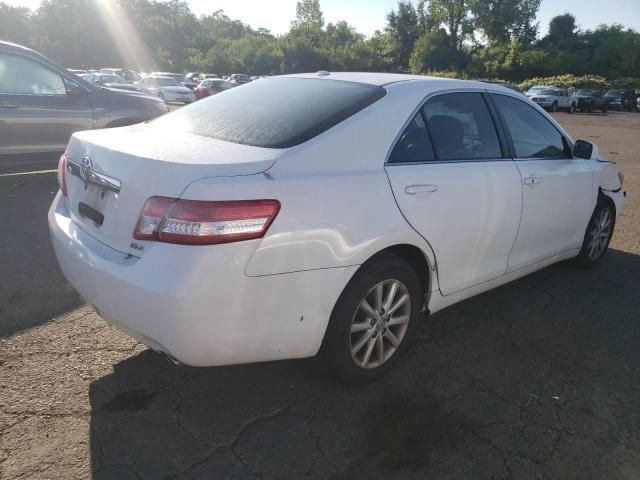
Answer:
[
  {"xmin": 349, "ymin": 279, "xmax": 411, "ymax": 369},
  {"xmin": 587, "ymin": 207, "xmax": 612, "ymax": 261}
]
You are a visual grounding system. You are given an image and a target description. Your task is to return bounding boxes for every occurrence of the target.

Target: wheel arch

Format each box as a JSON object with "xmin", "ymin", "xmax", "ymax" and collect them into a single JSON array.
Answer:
[{"xmin": 350, "ymin": 243, "xmax": 434, "ymax": 311}]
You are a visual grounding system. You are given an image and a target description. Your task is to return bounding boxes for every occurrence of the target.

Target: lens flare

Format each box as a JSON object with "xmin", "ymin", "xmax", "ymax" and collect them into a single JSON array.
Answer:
[{"xmin": 94, "ymin": 0, "xmax": 154, "ymax": 71}]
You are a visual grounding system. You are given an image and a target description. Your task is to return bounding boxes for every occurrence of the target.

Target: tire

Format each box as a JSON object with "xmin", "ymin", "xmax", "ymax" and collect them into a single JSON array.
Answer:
[
  {"xmin": 569, "ymin": 102, "xmax": 576, "ymax": 113},
  {"xmin": 551, "ymin": 101, "xmax": 558, "ymax": 113},
  {"xmin": 323, "ymin": 253, "xmax": 423, "ymax": 384},
  {"xmin": 572, "ymin": 198, "xmax": 615, "ymax": 268},
  {"xmin": 602, "ymin": 104, "xmax": 608, "ymax": 113}
]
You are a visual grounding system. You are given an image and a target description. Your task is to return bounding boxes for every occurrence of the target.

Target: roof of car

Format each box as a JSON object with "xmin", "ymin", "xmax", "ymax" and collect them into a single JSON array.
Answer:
[
  {"xmin": 281, "ymin": 72, "xmax": 517, "ymax": 93},
  {"xmin": 283, "ymin": 72, "xmax": 438, "ymax": 86}
]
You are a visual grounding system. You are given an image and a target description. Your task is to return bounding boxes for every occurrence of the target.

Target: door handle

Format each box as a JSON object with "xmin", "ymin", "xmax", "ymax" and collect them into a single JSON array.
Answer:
[
  {"xmin": 0, "ymin": 103, "xmax": 19, "ymax": 109},
  {"xmin": 404, "ymin": 184, "xmax": 439, "ymax": 195},
  {"xmin": 523, "ymin": 176, "xmax": 542, "ymax": 185}
]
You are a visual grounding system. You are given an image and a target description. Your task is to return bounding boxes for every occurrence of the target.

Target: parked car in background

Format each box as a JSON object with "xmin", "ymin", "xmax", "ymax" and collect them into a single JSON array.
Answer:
[
  {"xmin": 152, "ymin": 72, "xmax": 197, "ymax": 90},
  {"xmin": 137, "ymin": 75, "xmax": 196, "ymax": 103},
  {"xmin": 525, "ymin": 86, "xmax": 576, "ymax": 112},
  {"xmin": 199, "ymin": 73, "xmax": 218, "ymax": 81},
  {"xmin": 85, "ymin": 73, "xmax": 140, "ymax": 92},
  {"xmin": 185, "ymin": 72, "xmax": 201, "ymax": 82},
  {"xmin": 68, "ymin": 68, "xmax": 87, "ymax": 76},
  {"xmin": 574, "ymin": 89, "xmax": 609, "ymax": 113},
  {"xmin": 603, "ymin": 90, "xmax": 636, "ymax": 111},
  {"xmin": 229, "ymin": 73, "xmax": 251, "ymax": 85},
  {"xmin": 194, "ymin": 78, "xmax": 234, "ymax": 100},
  {"xmin": 49, "ymin": 73, "xmax": 624, "ymax": 382},
  {"xmin": 0, "ymin": 41, "xmax": 168, "ymax": 155},
  {"xmin": 637, "ymin": 96, "xmax": 640, "ymax": 112},
  {"xmin": 100, "ymin": 68, "xmax": 141, "ymax": 83}
]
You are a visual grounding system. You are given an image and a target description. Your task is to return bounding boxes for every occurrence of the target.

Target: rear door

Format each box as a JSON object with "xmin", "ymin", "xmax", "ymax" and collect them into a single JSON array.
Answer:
[
  {"xmin": 0, "ymin": 52, "xmax": 92, "ymax": 154},
  {"xmin": 490, "ymin": 93, "xmax": 594, "ymax": 271},
  {"xmin": 385, "ymin": 91, "xmax": 523, "ymax": 295}
]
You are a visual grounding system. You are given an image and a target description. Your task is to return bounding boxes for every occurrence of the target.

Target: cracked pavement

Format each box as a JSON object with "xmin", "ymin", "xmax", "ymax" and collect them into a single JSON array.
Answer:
[{"xmin": 1, "ymin": 112, "xmax": 639, "ymax": 479}]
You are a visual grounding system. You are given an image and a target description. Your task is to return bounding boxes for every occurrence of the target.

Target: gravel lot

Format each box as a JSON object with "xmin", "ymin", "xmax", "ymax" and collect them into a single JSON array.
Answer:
[{"xmin": 1, "ymin": 112, "xmax": 639, "ymax": 479}]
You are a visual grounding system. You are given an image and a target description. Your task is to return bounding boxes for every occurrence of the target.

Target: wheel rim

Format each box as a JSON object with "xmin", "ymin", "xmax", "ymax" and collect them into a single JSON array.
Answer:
[
  {"xmin": 349, "ymin": 279, "xmax": 411, "ymax": 369},
  {"xmin": 587, "ymin": 207, "xmax": 612, "ymax": 261}
]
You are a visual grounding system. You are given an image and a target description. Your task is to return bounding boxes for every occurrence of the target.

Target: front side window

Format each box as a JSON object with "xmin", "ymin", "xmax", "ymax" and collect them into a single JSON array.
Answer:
[
  {"xmin": 491, "ymin": 94, "xmax": 569, "ymax": 159},
  {"xmin": 0, "ymin": 53, "xmax": 66, "ymax": 95},
  {"xmin": 422, "ymin": 92, "xmax": 502, "ymax": 161}
]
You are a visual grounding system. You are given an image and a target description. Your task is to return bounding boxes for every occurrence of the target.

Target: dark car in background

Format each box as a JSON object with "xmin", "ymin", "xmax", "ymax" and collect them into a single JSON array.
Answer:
[
  {"xmin": 229, "ymin": 73, "xmax": 251, "ymax": 85},
  {"xmin": 85, "ymin": 73, "xmax": 140, "ymax": 92},
  {"xmin": 574, "ymin": 89, "xmax": 609, "ymax": 113},
  {"xmin": 603, "ymin": 90, "xmax": 636, "ymax": 111},
  {"xmin": 0, "ymin": 41, "xmax": 169, "ymax": 155}
]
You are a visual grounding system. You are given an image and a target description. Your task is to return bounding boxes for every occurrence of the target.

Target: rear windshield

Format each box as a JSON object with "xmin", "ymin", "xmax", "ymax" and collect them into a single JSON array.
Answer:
[{"xmin": 149, "ymin": 77, "xmax": 386, "ymax": 148}]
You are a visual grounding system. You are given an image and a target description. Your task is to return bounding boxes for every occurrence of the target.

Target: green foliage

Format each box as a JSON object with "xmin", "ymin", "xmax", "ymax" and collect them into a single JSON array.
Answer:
[
  {"xmin": 0, "ymin": 0, "xmax": 639, "ymax": 88},
  {"xmin": 0, "ymin": 3, "xmax": 32, "ymax": 45},
  {"xmin": 518, "ymin": 74, "xmax": 611, "ymax": 91},
  {"xmin": 471, "ymin": 0, "xmax": 540, "ymax": 44},
  {"xmin": 409, "ymin": 29, "xmax": 459, "ymax": 73},
  {"xmin": 385, "ymin": 1, "xmax": 419, "ymax": 70}
]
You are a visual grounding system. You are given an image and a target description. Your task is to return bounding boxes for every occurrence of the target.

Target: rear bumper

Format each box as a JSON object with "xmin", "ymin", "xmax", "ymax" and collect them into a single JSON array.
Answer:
[{"xmin": 48, "ymin": 192, "xmax": 357, "ymax": 366}]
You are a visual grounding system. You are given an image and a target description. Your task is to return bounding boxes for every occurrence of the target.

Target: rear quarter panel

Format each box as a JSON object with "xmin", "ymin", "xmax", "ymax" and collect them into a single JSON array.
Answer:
[{"xmin": 179, "ymin": 84, "xmax": 442, "ymax": 279}]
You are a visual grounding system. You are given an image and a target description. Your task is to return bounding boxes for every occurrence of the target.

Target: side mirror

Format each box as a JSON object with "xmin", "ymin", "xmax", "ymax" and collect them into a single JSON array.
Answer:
[{"xmin": 573, "ymin": 140, "xmax": 599, "ymax": 160}]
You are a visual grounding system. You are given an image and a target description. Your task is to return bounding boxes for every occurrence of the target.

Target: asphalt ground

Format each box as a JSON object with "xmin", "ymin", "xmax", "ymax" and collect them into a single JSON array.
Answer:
[{"xmin": 1, "ymin": 112, "xmax": 639, "ymax": 479}]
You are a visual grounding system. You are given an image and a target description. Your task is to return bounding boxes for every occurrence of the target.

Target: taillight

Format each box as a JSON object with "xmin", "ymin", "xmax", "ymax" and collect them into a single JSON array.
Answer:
[
  {"xmin": 57, "ymin": 153, "xmax": 68, "ymax": 196},
  {"xmin": 133, "ymin": 197, "xmax": 280, "ymax": 245}
]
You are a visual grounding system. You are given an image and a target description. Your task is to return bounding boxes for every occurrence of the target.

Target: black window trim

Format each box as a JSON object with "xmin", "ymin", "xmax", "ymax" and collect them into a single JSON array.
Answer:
[
  {"xmin": 385, "ymin": 88, "xmax": 510, "ymax": 166},
  {"xmin": 487, "ymin": 92, "xmax": 574, "ymax": 161}
]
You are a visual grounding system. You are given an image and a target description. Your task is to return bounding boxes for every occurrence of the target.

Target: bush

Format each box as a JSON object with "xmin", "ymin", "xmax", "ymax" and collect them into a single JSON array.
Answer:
[{"xmin": 518, "ymin": 74, "xmax": 611, "ymax": 91}]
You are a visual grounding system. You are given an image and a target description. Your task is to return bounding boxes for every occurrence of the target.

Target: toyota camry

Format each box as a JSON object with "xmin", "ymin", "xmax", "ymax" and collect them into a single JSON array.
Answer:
[{"xmin": 49, "ymin": 73, "xmax": 625, "ymax": 383}]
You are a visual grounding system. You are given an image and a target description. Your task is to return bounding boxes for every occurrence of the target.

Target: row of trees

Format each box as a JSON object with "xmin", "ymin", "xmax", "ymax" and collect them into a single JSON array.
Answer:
[{"xmin": 1, "ymin": 0, "xmax": 639, "ymax": 83}]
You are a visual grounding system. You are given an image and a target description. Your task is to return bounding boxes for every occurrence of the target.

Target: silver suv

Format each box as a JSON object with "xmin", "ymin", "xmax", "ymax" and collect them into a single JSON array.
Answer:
[{"xmin": 0, "ymin": 42, "xmax": 169, "ymax": 155}]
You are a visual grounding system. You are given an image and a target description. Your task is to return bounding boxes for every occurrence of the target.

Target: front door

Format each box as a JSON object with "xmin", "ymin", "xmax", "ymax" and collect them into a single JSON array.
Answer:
[
  {"xmin": 490, "ymin": 93, "xmax": 594, "ymax": 271},
  {"xmin": 385, "ymin": 92, "xmax": 523, "ymax": 295}
]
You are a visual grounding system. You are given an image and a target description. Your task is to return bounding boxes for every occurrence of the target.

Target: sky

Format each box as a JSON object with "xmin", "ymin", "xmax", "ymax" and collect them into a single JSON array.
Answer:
[{"xmin": 5, "ymin": 0, "xmax": 640, "ymax": 37}]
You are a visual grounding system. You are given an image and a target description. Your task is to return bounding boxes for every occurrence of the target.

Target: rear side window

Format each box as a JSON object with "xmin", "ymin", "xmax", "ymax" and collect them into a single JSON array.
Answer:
[
  {"xmin": 492, "ymin": 94, "xmax": 570, "ymax": 159},
  {"xmin": 388, "ymin": 112, "xmax": 435, "ymax": 163},
  {"xmin": 422, "ymin": 93, "xmax": 502, "ymax": 161},
  {"xmin": 150, "ymin": 77, "xmax": 386, "ymax": 148}
]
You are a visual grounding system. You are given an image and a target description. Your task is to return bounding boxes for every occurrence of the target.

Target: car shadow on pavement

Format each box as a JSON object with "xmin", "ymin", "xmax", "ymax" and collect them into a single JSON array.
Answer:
[{"xmin": 88, "ymin": 249, "xmax": 640, "ymax": 480}]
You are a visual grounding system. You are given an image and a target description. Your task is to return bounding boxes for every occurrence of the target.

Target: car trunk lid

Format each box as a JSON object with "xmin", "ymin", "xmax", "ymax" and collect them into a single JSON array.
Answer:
[{"xmin": 64, "ymin": 124, "xmax": 279, "ymax": 256}]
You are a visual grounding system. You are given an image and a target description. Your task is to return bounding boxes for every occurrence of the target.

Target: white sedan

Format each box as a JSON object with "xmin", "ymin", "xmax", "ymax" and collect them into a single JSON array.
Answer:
[
  {"xmin": 137, "ymin": 75, "xmax": 195, "ymax": 103},
  {"xmin": 50, "ymin": 73, "xmax": 624, "ymax": 383}
]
